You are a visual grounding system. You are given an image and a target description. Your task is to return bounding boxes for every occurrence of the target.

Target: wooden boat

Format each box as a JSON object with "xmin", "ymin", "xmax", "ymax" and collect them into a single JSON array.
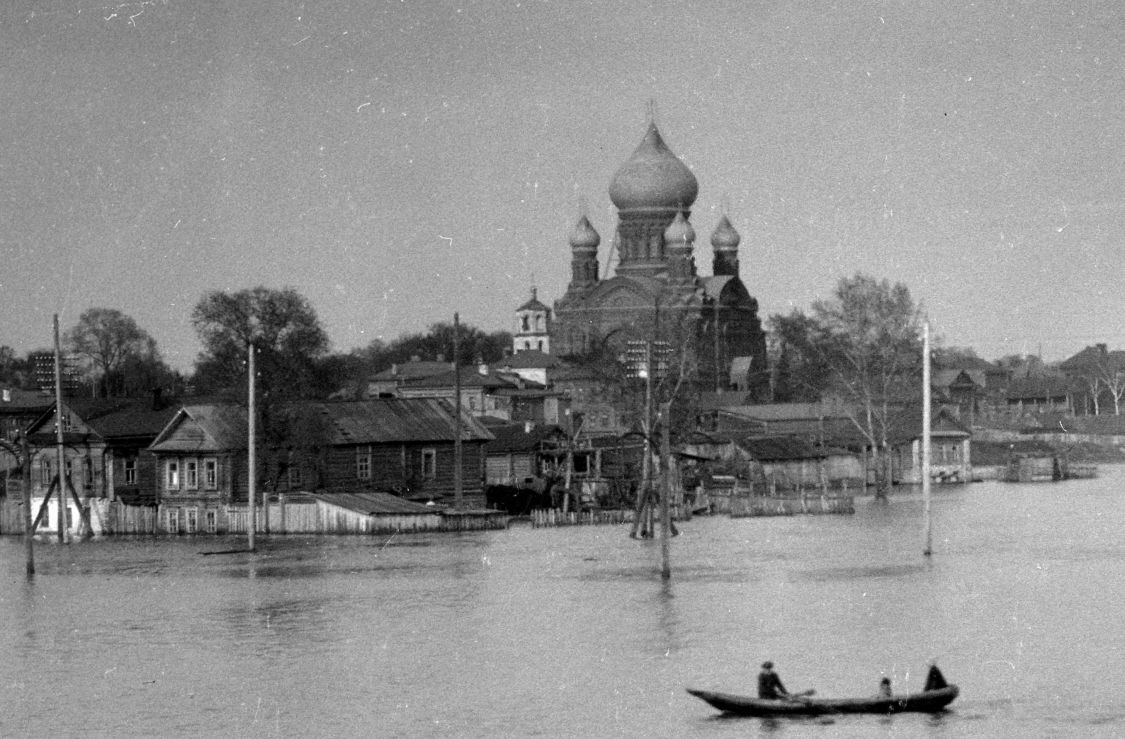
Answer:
[{"xmin": 687, "ymin": 665, "xmax": 958, "ymax": 717}]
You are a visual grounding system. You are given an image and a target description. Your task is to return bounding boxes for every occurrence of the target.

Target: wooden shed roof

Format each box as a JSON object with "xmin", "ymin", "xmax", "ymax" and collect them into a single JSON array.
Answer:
[{"xmin": 314, "ymin": 491, "xmax": 437, "ymax": 515}]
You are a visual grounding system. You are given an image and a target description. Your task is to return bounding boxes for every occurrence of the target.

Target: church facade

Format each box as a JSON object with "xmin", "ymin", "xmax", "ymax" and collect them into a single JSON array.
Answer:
[{"xmin": 550, "ymin": 120, "xmax": 769, "ymax": 399}]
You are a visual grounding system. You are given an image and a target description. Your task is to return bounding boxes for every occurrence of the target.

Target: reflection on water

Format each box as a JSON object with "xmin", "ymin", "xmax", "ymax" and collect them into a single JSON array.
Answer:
[{"xmin": 1, "ymin": 470, "xmax": 1124, "ymax": 737}]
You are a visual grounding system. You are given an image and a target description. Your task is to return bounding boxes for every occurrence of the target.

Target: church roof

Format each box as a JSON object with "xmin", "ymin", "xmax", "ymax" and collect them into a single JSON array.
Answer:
[
  {"xmin": 516, "ymin": 291, "xmax": 550, "ymax": 313},
  {"xmin": 711, "ymin": 215, "xmax": 741, "ymax": 249},
  {"xmin": 568, "ymin": 215, "xmax": 600, "ymax": 250},
  {"xmin": 608, "ymin": 122, "xmax": 698, "ymax": 211},
  {"xmin": 663, "ymin": 211, "xmax": 695, "ymax": 245}
]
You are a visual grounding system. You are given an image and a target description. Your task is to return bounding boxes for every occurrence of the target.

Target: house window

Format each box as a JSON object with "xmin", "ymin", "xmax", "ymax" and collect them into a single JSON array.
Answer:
[
  {"xmin": 204, "ymin": 509, "xmax": 218, "ymax": 534},
  {"xmin": 166, "ymin": 460, "xmax": 180, "ymax": 489},
  {"xmin": 185, "ymin": 508, "xmax": 198, "ymax": 534},
  {"xmin": 166, "ymin": 507, "xmax": 180, "ymax": 533},
  {"xmin": 204, "ymin": 458, "xmax": 218, "ymax": 489},
  {"xmin": 185, "ymin": 459, "xmax": 198, "ymax": 489},
  {"xmin": 421, "ymin": 448, "xmax": 436, "ymax": 480},
  {"xmin": 356, "ymin": 446, "xmax": 371, "ymax": 479},
  {"xmin": 124, "ymin": 458, "xmax": 137, "ymax": 485}
]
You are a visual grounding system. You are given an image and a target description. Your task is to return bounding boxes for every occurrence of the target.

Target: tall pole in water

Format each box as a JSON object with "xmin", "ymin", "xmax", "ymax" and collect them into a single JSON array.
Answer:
[
  {"xmin": 21, "ymin": 432, "xmax": 34, "ymax": 574},
  {"xmin": 247, "ymin": 340, "xmax": 256, "ymax": 552},
  {"xmin": 922, "ymin": 321, "xmax": 933, "ymax": 557},
  {"xmin": 53, "ymin": 315, "xmax": 68, "ymax": 544},
  {"xmin": 453, "ymin": 313, "xmax": 463, "ymax": 510},
  {"xmin": 660, "ymin": 400, "xmax": 672, "ymax": 580}
]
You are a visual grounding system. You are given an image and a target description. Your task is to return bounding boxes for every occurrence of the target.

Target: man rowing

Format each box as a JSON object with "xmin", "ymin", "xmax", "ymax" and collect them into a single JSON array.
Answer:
[{"xmin": 757, "ymin": 661, "xmax": 789, "ymax": 700}]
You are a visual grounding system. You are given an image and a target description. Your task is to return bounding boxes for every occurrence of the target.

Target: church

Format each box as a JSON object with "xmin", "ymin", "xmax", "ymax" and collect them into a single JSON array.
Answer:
[{"xmin": 547, "ymin": 117, "xmax": 770, "ymax": 399}]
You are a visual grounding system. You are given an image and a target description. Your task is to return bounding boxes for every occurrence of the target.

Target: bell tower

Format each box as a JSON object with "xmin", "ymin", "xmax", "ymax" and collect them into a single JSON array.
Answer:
[{"xmin": 513, "ymin": 287, "xmax": 552, "ymax": 354}]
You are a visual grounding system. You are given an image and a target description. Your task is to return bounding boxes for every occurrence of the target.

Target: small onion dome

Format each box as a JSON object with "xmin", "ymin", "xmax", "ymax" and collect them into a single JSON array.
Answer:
[
  {"xmin": 608, "ymin": 122, "xmax": 699, "ymax": 211},
  {"xmin": 663, "ymin": 211, "xmax": 695, "ymax": 247},
  {"xmin": 568, "ymin": 215, "xmax": 600, "ymax": 250},
  {"xmin": 710, "ymin": 215, "xmax": 741, "ymax": 250}
]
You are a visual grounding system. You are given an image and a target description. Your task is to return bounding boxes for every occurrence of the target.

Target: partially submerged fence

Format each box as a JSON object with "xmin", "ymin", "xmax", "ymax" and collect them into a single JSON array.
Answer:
[{"xmin": 529, "ymin": 508, "xmax": 634, "ymax": 528}]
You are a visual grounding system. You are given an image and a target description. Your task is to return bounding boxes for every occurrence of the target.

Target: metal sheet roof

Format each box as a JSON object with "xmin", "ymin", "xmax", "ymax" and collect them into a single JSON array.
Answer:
[
  {"xmin": 311, "ymin": 398, "xmax": 493, "ymax": 444},
  {"xmin": 314, "ymin": 491, "xmax": 437, "ymax": 515}
]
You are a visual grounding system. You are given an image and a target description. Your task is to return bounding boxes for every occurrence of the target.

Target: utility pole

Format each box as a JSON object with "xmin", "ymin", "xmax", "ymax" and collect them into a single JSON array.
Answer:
[
  {"xmin": 660, "ymin": 400, "xmax": 673, "ymax": 579},
  {"xmin": 453, "ymin": 313, "xmax": 463, "ymax": 510},
  {"xmin": 247, "ymin": 341, "xmax": 256, "ymax": 552},
  {"xmin": 922, "ymin": 321, "xmax": 933, "ymax": 557},
  {"xmin": 53, "ymin": 315, "xmax": 68, "ymax": 544},
  {"xmin": 21, "ymin": 432, "xmax": 34, "ymax": 575}
]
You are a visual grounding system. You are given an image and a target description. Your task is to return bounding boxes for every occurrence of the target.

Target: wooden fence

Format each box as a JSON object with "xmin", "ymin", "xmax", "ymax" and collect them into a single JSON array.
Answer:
[
  {"xmin": 728, "ymin": 494, "xmax": 854, "ymax": 517},
  {"xmin": 529, "ymin": 508, "xmax": 635, "ymax": 528}
]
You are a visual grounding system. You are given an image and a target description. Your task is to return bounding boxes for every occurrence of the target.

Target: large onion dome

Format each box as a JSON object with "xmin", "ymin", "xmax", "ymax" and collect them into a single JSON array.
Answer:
[{"xmin": 608, "ymin": 122, "xmax": 698, "ymax": 211}]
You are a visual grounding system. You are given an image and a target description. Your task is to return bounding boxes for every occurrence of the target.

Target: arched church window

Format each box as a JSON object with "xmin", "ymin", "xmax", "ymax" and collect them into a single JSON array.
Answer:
[{"xmin": 522, "ymin": 315, "xmax": 530, "ymax": 331}]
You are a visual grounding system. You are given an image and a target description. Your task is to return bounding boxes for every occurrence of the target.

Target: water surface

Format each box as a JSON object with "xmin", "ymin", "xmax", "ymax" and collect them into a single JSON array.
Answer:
[{"xmin": 2, "ymin": 469, "xmax": 1123, "ymax": 737}]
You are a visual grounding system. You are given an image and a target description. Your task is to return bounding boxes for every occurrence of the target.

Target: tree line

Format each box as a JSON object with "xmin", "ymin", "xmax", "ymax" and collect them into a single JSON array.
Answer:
[{"xmin": 0, "ymin": 288, "xmax": 514, "ymax": 402}]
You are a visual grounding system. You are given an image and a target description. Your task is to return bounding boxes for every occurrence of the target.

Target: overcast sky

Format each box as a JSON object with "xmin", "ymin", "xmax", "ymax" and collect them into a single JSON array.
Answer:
[{"xmin": 3, "ymin": 0, "xmax": 1124, "ymax": 371}]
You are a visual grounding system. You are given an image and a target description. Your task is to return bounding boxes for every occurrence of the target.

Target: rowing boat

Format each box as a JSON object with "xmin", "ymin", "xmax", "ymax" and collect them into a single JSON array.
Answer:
[{"xmin": 687, "ymin": 665, "xmax": 958, "ymax": 717}]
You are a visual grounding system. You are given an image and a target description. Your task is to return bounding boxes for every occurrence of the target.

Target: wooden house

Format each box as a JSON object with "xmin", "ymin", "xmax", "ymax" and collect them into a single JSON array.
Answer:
[
  {"xmin": 482, "ymin": 421, "xmax": 566, "ymax": 486},
  {"xmin": 885, "ymin": 408, "xmax": 972, "ymax": 484},
  {"xmin": 147, "ymin": 398, "xmax": 495, "ymax": 531},
  {"xmin": 147, "ymin": 403, "xmax": 250, "ymax": 533},
  {"xmin": 17, "ymin": 397, "xmax": 178, "ymax": 535},
  {"xmin": 307, "ymin": 398, "xmax": 494, "ymax": 505}
]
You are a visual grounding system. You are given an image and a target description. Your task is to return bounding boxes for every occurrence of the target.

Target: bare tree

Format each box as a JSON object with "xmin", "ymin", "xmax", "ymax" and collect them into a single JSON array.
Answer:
[
  {"xmin": 769, "ymin": 274, "xmax": 923, "ymax": 498},
  {"xmin": 65, "ymin": 308, "xmax": 163, "ymax": 397}
]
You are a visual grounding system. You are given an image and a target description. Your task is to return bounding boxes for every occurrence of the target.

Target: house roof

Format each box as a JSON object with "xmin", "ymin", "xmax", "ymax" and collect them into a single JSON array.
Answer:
[
  {"xmin": 312, "ymin": 398, "xmax": 493, "ymax": 444},
  {"xmin": 713, "ymin": 403, "xmax": 849, "ymax": 421},
  {"xmin": 369, "ymin": 360, "xmax": 453, "ymax": 382},
  {"xmin": 313, "ymin": 491, "xmax": 437, "ymax": 515},
  {"xmin": 0, "ymin": 388, "xmax": 53, "ymax": 413},
  {"xmin": 1005, "ymin": 376, "xmax": 1073, "ymax": 400},
  {"xmin": 405, "ymin": 367, "xmax": 544, "ymax": 391},
  {"xmin": 150, "ymin": 404, "xmax": 250, "ymax": 452},
  {"xmin": 484, "ymin": 423, "xmax": 565, "ymax": 454},
  {"xmin": 150, "ymin": 399, "xmax": 493, "ymax": 452},
  {"xmin": 735, "ymin": 435, "xmax": 827, "ymax": 461},
  {"xmin": 491, "ymin": 350, "xmax": 562, "ymax": 371}
]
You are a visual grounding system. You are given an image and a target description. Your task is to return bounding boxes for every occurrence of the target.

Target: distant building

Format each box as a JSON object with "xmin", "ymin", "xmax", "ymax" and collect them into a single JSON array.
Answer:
[
  {"xmin": 30, "ymin": 352, "xmax": 81, "ymax": 396},
  {"xmin": 513, "ymin": 287, "xmax": 552, "ymax": 354}
]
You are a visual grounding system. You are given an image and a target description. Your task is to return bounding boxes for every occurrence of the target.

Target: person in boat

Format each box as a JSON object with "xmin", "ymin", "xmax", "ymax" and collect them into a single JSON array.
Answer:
[
  {"xmin": 878, "ymin": 677, "xmax": 893, "ymax": 698},
  {"xmin": 757, "ymin": 661, "xmax": 789, "ymax": 700}
]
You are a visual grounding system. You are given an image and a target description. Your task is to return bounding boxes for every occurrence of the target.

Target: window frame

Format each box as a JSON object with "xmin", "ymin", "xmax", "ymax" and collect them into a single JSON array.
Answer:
[
  {"xmin": 203, "ymin": 458, "xmax": 218, "ymax": 489},
  {"xmin": 166, "ymin": 460, "xmax": 180, "ymax": 489},
  {"xmin": 185, "ymin": 459, "xmax": 199, "ymax": 490},
  {"xmin": 421, "ymin": 448, "xmax": 437, "ymax": 480},
  {"xmin": 123, "ymin": 457, "xmax": 137, "ymax": 486},
  {"xmin": 356, "ymin": 445, "xmax": 372, "ymax": 480}
]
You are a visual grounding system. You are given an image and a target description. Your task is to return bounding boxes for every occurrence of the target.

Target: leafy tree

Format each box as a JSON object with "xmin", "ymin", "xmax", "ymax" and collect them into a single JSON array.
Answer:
[
  {"xmin": 191, "ymin": 286, "xmax": 330, "ymax": 399},
  {"xmin": 64, "ymin": 308, "xmax": 168, "ymax": 397},
  {"xmin": 0, "ymin": 346, "xmax": 32, "ymax": 388},
  {"xmin": 768, "ymin": 274, "xmax": 923, "ymax": 497}
]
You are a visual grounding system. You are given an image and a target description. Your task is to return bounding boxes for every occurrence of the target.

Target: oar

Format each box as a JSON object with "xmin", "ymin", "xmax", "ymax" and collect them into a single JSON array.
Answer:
[{"xmin": 785, "ymin": 689, "xmax": 816, "ymax": 702}]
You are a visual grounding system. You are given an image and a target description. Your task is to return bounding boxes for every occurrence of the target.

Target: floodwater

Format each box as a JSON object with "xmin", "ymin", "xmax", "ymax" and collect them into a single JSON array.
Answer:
[{"xmin": 1, "ymin": 469, "xmax": 1124, "ymax": 738}]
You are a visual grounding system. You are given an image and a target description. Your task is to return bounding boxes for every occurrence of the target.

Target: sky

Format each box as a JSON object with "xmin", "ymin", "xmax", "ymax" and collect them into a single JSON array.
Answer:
[{"xmin": 3, "ymin": 0, "xmax": 1125, "ymax": 372}]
